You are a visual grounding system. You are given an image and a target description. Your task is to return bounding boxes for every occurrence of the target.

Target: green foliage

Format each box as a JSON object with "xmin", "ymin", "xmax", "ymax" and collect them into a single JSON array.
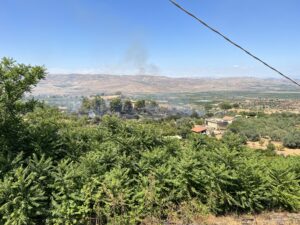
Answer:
[
  {"xmin": 80, "ymin": 95, "xmax": 107, "ymax": 115},
  {"xmin": 232, "ymin": 103, "xmax": 239, "ymax": 108},
  {"xmin": 1, "ymin": 59, "xmax": 300, "ymax": 224},
  {"xmin": 222, "ymin": 132, "xmax": 247, "ymax": 150},
  {"xmin": 190, "ymin": 109, "xmax": 199, "ymax": 118},
  {"xmin": 93, "ymin": 95, "xmax": 107, "ymax": 114},
  {"xmin": 1, "ymin": 108, "xmax": 300, "ymax": 223},
  {"xmin": 0, "ymin": 57, "xmax": 46, "ymax": 163},
  {"xmin": 135, "ymin": 99, "xmax": 146, "ymax": 112},
  {"xmin": 204, "ymin": 104, "xmax": 213, "ymax": 111},
  {"xmin": 79, "ymin": 97, "xmax": 91, "ymax": 114},
  {"xmin": 219, "ymin": 102, "xmax": 232, "ymax": 110},
  {"xmin": 49, "ymin": 159, "xmax": 90, "ymax": 224},
  {"xmin": 0, "ymin": 154, "xmax": 52, "ymax": 225},
  {"xmin": 283, "ymin": 131, "xmax": 300, "ymax": 148},
  {"xmin": 176, "ymin": 117, "xmax": 194, "ymax": 138},
  {"xmin": 0, "ymin": 57, "xmax": 45, "ymax": 112},
  {"xmin": 205, "ymin": 112, "xmax": 214, "ymax": 118},
  {"xmin": 228, "ymin": 113, "xmax": 300, "ymax": 143},
  {"xmin": 148, "ymin": 100, "xmax": 158, "ymax": 108},
  {"xmin": 123, "ymin": 99, "xmax": 133, "ymax": 114},
  {"xmin": 110, "ymin": 97, "xmax": 122, "ymax": 113},
  {"xmin": 266, "ymin": 142, "xmax": 276, "ymax": 151},
  {"xmin": 268, "ymin": 158, "xmax": 300, "ymax": 211},
  {"xmin": 25, "ymin": 106, "xmax": 94, "ymax": 160}
]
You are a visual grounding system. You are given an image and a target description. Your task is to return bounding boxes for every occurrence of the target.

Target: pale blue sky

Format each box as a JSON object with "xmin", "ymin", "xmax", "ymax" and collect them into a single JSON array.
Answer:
[{"xmin": 0, "ymin": 0, "xmax": 299, "ymax": 78}]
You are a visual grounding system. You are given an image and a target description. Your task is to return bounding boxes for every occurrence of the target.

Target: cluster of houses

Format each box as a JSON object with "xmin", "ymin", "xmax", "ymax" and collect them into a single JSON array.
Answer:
[{"xmin": 191, "ymin": 116, "xmax": 237, "ymax": 135}]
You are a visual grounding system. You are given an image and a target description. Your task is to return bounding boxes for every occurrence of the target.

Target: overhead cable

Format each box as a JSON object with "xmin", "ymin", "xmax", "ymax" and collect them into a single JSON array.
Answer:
[{"xmin": 169, "ymin": 0, "xmax": 300, "ymax": 87}]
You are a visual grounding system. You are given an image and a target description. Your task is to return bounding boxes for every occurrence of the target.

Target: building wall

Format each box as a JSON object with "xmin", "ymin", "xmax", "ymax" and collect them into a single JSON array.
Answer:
[
  {"xmin": 206, "ymin": 121, "xmax": 219, "ymax": 130},
  {"xmin": 217, "ymin": 121, "xmax": 228, "ymax": 130},
  {"xmin": 206, "ymin": 119, "xmax": 229, "ymax": 130}
]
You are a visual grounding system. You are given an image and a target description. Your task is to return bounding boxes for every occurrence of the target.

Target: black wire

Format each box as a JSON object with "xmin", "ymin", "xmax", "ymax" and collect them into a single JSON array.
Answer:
[{"xmin": 169, "ymin": 0, "xmax": 300, "ymax": 87}]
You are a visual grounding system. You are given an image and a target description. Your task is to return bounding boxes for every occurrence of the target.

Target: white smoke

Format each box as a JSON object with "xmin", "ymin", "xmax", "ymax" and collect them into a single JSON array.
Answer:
[{"xmin": 123, "ymin": 41, "xmax": 159, "ymax": 75}]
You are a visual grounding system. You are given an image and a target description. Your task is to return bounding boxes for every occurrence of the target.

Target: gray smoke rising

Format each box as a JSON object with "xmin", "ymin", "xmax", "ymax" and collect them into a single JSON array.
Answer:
[{"xmin": 124, "ymin": 41, "xmax": 159, "ymax": 75}]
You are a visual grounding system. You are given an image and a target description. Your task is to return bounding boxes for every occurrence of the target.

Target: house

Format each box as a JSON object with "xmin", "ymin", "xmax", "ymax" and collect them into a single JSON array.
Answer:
[
  {"xmin": 205, "ymin": 118, "xmax": 228, "ymax": 130},
  {"xmin": 191, "ymin": 125, "xmax": 208, "ymax": 134}
]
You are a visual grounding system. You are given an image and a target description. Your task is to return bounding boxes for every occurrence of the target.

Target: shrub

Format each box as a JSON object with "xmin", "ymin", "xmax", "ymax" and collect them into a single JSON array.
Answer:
[
  {"xmin": 283, "ymin": 131, "xmax": 300, "ymax": 149},
  {"xmin": 266, "ymin": 142, "xmax": 276, "ymax": 151}
]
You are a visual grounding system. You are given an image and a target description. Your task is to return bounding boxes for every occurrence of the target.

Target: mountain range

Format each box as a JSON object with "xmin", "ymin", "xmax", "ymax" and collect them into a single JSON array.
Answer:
[{"xmin": 32, "ymin": 74, "xmax": 299, "ymax": 96}]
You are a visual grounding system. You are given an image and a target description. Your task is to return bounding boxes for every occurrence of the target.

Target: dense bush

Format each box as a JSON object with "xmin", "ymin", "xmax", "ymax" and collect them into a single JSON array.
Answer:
[
  {"xmin": 228, "ymin": 113, "xmax": 300, "ymax": 144},
  {"xmin": 0, "ymin": 59, "xmax": 300, "ymax": 224},
  {"xmin": 283, "ymin": 131, "xmax": 300, "ymax": 149},
  {"xmin": 1, "ymin": 111, "xmax": 299, "ymax": 224}
]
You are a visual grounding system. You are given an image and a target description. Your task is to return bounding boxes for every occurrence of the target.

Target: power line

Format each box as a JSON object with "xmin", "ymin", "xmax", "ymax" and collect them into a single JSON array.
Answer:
[{"xmin": 169, "ymin": 0, "xmax": 300, "ymax": 87}]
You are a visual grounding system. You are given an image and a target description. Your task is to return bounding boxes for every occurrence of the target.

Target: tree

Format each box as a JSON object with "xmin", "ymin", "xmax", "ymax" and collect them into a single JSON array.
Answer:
[
  {"xmin": 135, "ymin": 99, "xmax": 146, "ymax": 112},
  {"xmin": 114, "ymin": 91, "xmax": 122, "ymax": 95},
  {"xmin": 283, "ymin": 131, "xmax": 300, "ymax": 148},
  {"xmin": 2, "ymin": 58, "xmax": 300, "ymax": 223},
  {"xmin": 0, "ymin": 57, "xmax": 46, "ymax": 162},
  {"xmin": 80, "ymin": 96, "xmax": 107, "ymax": 115},
  {"xmin": 219, "ymin": 102, "xmax": 232, "ymax": 110},
  {"xmin": 266, "ymin": 141, "xmax": 276, "ymax": 151},
  {"xmin": 148, "ymin": 100, "xmax": 158, "ymax": 108},
  {"xmin": 123, "ymin": 99, "xmax": 133, "ymax": 114},
  {"xmin": 176, "ymin": 117, "xmax": 194, "ymax": 138},
  {"xmin": 110, "ymin": 97, "xmax": 122, "ymax": 113},
  {"xmin": 92, "ymin": 95, "xmax": 107, "ymax": 115},
  {"xmin": 50, "ymin": 159, "xmax": 89, "ymax": 224},
  {"xmin": 191, "ymin": 109, "xmax": 199, "ymax": 118},
  {"xmin": 204, "ymin": 104, "xmax": 213, "ymax": 112},
  {"xmin": 79, "ymin": 97, "xmax": 91, "ymax": 114},
  {"xmin": 232, "ymin": 103, "xmax": 240, "ymax": 109},
  {"xmin": 222, "ymin": 132, "xmax": 247, "ymax": 149},
  {"xmin": 205, "ymin": 112, "xmax": 214, "ymax": 118}
]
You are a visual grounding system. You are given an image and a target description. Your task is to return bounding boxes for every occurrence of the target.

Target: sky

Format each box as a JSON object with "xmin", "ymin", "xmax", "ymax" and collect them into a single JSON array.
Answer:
[{"xmin": 0, "ymin": 0, "xmax": 299, "ymax": 78}]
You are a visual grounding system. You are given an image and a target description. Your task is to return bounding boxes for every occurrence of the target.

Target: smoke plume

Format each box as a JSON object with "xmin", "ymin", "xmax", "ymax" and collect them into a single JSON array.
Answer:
[{"xmin": 123, "ymin": 41, "xmax": 159, "ymax": 75}]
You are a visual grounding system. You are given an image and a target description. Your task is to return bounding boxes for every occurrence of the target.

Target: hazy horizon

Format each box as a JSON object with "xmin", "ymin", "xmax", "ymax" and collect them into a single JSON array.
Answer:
[
  {"xmin": 45, "ymin": 72, "xmax": 296, "ymax": 80},
  {"xmin": 1, "ymin": 0, "xmax": 300, "ymax": 79}
]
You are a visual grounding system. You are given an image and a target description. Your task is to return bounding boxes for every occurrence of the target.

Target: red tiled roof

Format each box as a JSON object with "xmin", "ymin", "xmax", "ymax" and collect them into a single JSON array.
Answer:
[{"xmin": 191, "ymin": 125, "xmax": 207, "ymax": 133}]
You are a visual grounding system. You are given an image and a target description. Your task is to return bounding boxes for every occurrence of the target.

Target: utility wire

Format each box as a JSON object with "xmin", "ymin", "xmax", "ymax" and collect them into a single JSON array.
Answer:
[{"xmin": 169, "ymin": 0, "xmax": 300, "ymax": 87}]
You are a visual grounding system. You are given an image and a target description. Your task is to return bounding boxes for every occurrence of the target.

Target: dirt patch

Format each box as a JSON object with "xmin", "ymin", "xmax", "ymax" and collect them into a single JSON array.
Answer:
[
  {"xmin": 143, "ymin": 212, "xmax": 300, "ymax": 225},
  {"xmin": 246, "ymin": 139, "xmax": 300, "ymax": 156},
  {"xmin": 200, "ymin": 212, "xmax": 300, "ymax": 225}
]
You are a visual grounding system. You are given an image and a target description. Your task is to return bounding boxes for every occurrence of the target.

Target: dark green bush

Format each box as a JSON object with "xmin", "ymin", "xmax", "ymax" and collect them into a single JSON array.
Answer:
[
  {"xmin": 283, "ymin": 131, "xmax": 300, "ymax": 148},
  {"xmin": 0, "ymin": 59, "xmax": 299, "ymax": 224}
]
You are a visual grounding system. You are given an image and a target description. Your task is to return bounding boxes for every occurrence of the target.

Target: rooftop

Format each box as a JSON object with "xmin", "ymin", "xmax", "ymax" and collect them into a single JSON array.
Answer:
[{"xmin": 191, "ymin": 125, "xmax": 207, "ymax": 133}]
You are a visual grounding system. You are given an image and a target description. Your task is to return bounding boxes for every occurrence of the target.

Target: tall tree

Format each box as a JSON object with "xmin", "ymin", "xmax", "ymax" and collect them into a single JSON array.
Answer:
[
  {"xmin": 110, "ymin": 97, "xmax": 122, "ymax": 113},
  {"xmin": 219, "ymin": 102, "xmax": 232, "ymax": 110},
  {"xmin": 135, "ymin": 99, "xmax": 146, "ymax": 112},
  {"xmin": 0, "ymin": 57, "xmax": 46, "ymax": 162},
  {"xmin": 123, "ymin": 99, "xmax": 133, "ymax": 114},
  {"xmin": 80, "ymin": 96, "xmax": 107, "ymax": 115},
  {"xmin": 79, "ymin": 97, "xmax": 91, "ymax": 114},
  {"xmin": 92, "ymin": 95, "xmax": 107, "ymax": 115}
]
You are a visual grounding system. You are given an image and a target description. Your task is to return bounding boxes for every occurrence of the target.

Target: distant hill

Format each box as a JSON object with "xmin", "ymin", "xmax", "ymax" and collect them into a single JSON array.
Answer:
[{"xmin": 32, "ymin": 74, "xmax": 299, "ymax": 96}]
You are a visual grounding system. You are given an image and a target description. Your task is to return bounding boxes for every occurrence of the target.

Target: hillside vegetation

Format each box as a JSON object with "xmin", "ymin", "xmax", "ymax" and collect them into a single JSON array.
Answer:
[
  {"xmin": 0, "ymin": 58, "xmax": 300, "ymax": 224},
  {"xmin": 228, "ymin": 112, "xmax": 300, "ymax": 148}
]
